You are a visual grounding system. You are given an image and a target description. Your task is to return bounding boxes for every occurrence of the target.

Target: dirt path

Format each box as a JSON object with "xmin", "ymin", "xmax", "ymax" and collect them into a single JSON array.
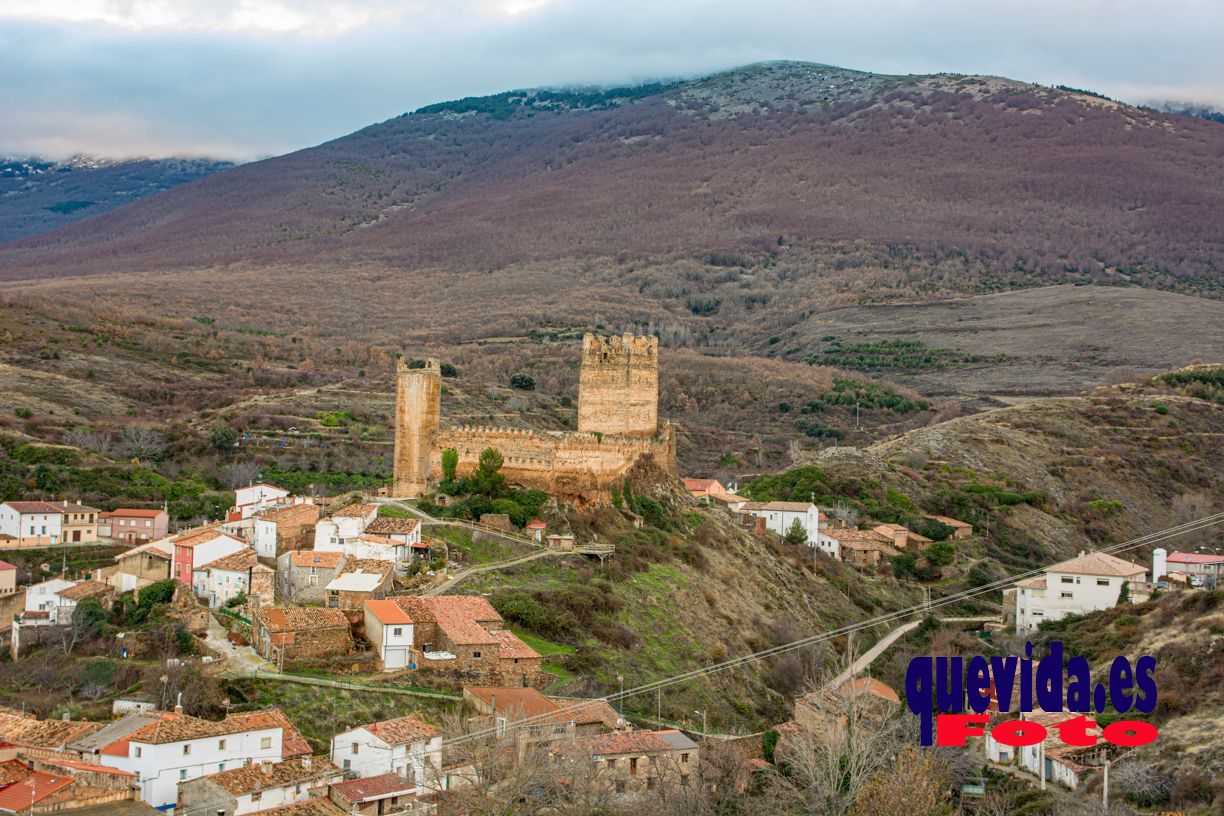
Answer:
[{"xmin": 827, "ymin": 620, "xmax": 921, "ymax": 689}]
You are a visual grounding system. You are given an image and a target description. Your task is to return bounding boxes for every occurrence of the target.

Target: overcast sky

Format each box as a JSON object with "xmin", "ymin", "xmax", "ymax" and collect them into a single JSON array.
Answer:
[{"xmin": 1, "ymin": 0, "xmax": 1221, "ymax": 160}]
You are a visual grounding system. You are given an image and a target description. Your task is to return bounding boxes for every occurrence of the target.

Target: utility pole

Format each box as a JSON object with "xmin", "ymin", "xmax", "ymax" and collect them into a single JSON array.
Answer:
[
  {"xmin": 1102, "ymin": 759, "xmax": 1109, "ymax": 807},
  {"xmin": 616, "ymin": 674, "xmax": 624, "ymax": 716},
  {"xmin": 1039, "ymin": 740, "xmax": 1046, "ymax": 791},
  {"xmin": 656, "ymin": 688, "xmax": 661, "ymax": 723}
]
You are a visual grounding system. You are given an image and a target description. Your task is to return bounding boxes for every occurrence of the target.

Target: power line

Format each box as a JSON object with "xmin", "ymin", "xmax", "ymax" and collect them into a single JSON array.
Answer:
[{"xmin": 444, "ymin": 512, "xmax": 1224, "ymax": 747}]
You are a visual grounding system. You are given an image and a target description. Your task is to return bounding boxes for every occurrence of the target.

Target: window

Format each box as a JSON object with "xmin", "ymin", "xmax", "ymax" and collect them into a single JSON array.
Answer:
[
  {"xmin": 295, "ymin": 785, "xmax": 302, "ymax": 795},
  {"xmin": 251, "ymin": 792, "xmax": 262, "ymax": 803},
  {"xmin": 1061, "ymin": 592, "xmax": 1074, "ymax": 599},
  {"xmin": 183, "ymin": 744, "xmax": 192, "ymax": 756},
  {"xmin": 1097, "ymin": 578, "xmax": 1110, "ymax": 586},
  {"xmin": 352, "ymin": 743, "xmax": 359, "ymax": 755},
  {"xmin": 393, "ymin": 627, "xmax": 402, "ymax": 637},
  {"xmin": 308, "ymin": 574, "xmax": 319, "ymax": 586},
  {"xmin": 146, "ymin": 520, "xmax": 152, "ymax": 527},
  {"xmin": 647, "ymin": 777, "xmax": 657, "ymax": 791},
  {"xmin": 472, "ymin": 651, "xmax": 481, "ymax": 659},
  {"xmin": 219, "ymin": 739, "xmax": 227, "ymax": 750},
  {"xmin": 615, "ymin": 781, "xmax": 626, "ymax": 794},
  {"xmin": 629, "ymin": 758, "xmax": 638, "ymax": 775},
  {"xmin": 135, "ymin": 747, "xmax": 142, "ymax": 758},
  {"xmin": 1061, "ymin": 576, "xmax": 1075, "ymax": 584},
  {"xmin": 261, "ymin": 737, "xmax": 272, "ymax": 750},
  {"xmin": 180, "ymin": 770, "xmax": 187, "ymax": 780},
  {"xmin": 343, "ymin": 760, "xmax": 351, "ymax": 771},
  {"xmin": 606, "ymin": 759, "xmax": 617, "ymax": 769},
  {"xmin": 219, "ymin": 764, "xmax": 225, "ymax": 772},
  {"xmin": 681, "ymin": 753, "xmax": 689, "ymax": 764}
]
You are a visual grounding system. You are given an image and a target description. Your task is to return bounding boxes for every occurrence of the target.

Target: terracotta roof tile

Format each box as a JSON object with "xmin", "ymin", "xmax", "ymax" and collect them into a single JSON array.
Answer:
[
  {"xmin": 464, "ymin": 687, "xmax": 557, "ymax": 720},
  {"xmin": 338, "ymin": 559, "xmax": 394, "ymax": 579},
  {"xmin": 202, "ymin": 757, "xmax": 339, "ymax": 795},
  {"xmin": 288, "ymin": 551, "xmax": 343, "ymax": 569},
  {"xmin": 0, "ymin": 714, "xmax": 101, "ymax": 749},
  {"xmin": 253, "ymin": 798, "xmax": 347, "ymax": 816},
  {"xmin": 0, "ymin": 771, "xmax": 74, "ymax": 811},
  {"xmin": 331, "ymin": 504, "xmax": 377, "ymax": 518},
  {"xmin": 330, "ymin": 773, "xmax": 414, "ymax": 802},
  {"xmin": 359, "ymin": 715, "xmax": 440, "ymax": 746},
  {"xmin": 254, "ymin": 607, "xmax": 350, "ymax": 633},
  {"xmin": 57, "ymin": 580, "xmax": 112, "ymax": 601},
  {"xmin": 365, "ymin": 600, "xmax": 413, "ymax": 625},
  {"xmin": 203, "ymin": 549, "xmax": 258, "ymax": 572},
  {"xmin": 1050, "ymin": 552, "xmax": 1146, "ymax": 578},
  {"xmin": 125, "ymin": 711, "xmax": 288, "ymax": 746},
  {"xmin": 2, "ymin": 501, "xmax": 67, "ymax": 514},
  {"xmin": 491, "ymin": 630, "xmax": 540, "ymax": 660},
  {"xmin": 578, "ymin": 731, "xmax": 676, "ymax": 756},
  {"xmin": 256, "ymin": 504, "xmax": 320, "ymax": 524},
  {"xmin": 364, "ymin": 517, "xmax": 420, "ymax": 536},
  {"xmin": 107, "ymin": 509, "xmax": 166, "ymax": 519}
]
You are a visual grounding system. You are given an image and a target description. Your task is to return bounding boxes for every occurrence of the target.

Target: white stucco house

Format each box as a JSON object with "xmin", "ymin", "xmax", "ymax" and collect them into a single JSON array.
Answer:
[
  {"xmin": 313, "ymin": 504, "xmax": 379, "ymax": 550},
  {"xmin": 0, "ymin": 501, "xmax": 64, "ymax": 545},
  {"xmin": 1010, "ymin": 551, "xmax": 1147, "ymax": 633},
  {"xmin": 737, "ymin": 501, "xmax": 822, "ymax": 546},
  {"xmin": 232, "ymin": 484, "xmax": 292, "ymax": 519},
  {"xmin": 329, "ymin": 714, "xmax": 442, "ymax": 787},
  {"xmin": 95, "ymin": 708, "xmax": 303, "ymax": 809},
  {"xmin": 364, "ymin": 599, "xmax": 415, "ymax": 671},
  {"xmin": 23, "ymin": 577, "xmax": 77, "ymax": 623}
]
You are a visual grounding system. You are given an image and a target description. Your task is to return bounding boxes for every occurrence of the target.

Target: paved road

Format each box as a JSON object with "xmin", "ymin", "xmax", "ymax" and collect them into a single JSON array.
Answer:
[{"xmin": 827, "ymin": 620, "xmax": 921, "ymax": 689}]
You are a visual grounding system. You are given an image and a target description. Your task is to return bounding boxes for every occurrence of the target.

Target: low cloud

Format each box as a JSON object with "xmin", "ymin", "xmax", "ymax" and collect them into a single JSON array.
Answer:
[{"xmin": 1, "ymin": 0, "xmax": 1221, "ymax": 159}]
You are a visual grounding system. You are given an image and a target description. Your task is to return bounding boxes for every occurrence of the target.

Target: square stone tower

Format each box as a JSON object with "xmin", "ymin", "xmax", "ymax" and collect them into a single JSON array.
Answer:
[
  {"xmin": 392, "ymin": 359, "xmax": 441, "ymax": 497},
  {"xmin": 577, "ymin": 333, "xmax": 659, "ymax": 437}
]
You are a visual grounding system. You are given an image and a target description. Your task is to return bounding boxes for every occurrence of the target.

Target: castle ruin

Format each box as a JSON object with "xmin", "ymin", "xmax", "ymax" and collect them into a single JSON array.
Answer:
[{"xmin": 392, "ymin": 333, "xmax": 676, "ymax": 505}]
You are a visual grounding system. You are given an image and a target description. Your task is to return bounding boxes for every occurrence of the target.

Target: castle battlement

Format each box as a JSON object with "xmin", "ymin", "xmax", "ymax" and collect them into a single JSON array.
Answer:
[{"xmin": 392, "ymin": 332, "xmax": 674, "ymax": 504}]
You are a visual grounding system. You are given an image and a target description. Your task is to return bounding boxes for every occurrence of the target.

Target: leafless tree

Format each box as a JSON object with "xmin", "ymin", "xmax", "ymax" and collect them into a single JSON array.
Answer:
[
  {"xmin": 1170, "ymin": 490, "xmax": 1218, "ymax": 547},
  {"xmin": 831, "ymin": 501, "xmax": 860, "ymax": 528},
  {"xmin": 766, "ymin": 688, "xmax": 905, "ymax": 816},
  {"xmin": 220, "ymin": 460, "xmax": 260, "ymax": 489},
  {"xmin": 62, "ymin": 428, "xmax": 116, "ymax": 457},
  {"xmin": 115, "ymin": 426, "xmax": 167, "ymax": 461}
]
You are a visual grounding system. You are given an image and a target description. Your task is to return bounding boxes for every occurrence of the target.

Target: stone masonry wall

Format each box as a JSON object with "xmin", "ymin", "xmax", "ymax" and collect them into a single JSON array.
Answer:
[
  {"xmin": 577, "ymin": 333, "xmax": 658, "ymax": 436},
  {"xmin": 392, "ymin": 359, "xmax": 441, "ymax": 497},
  {"xmin": 432, "ymin": 424, "xmax": 675, "ymax": 506}
]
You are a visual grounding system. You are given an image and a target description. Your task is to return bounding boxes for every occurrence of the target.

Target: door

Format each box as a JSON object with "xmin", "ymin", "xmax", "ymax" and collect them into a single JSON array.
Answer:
[
  {"xmin": 385, "ymin": 647, "xmax": 407, "ymax": 670},
  {"xmin": 73, "ymin": 530, "xmax": 81, "ymax": 542}
]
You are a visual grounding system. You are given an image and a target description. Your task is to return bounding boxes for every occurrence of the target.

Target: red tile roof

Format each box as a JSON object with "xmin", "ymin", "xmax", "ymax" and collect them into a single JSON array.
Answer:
[
  {"xmin": 202, "ymin": 757, "xmax": 338, "ymax": 794},
  {"xmin": 36, "ymin": 758, "xmax": 137, "ymax": 778},
  {"xmin": 0, "ymin": 771, "xmax": 74, "ymax": 811},
  {"xmin": 57, "ymin": 581, "xmax": 112, "ymax": 601},
  {"xmin": 1167, "ymin": 551, "xmax": 1224, "ymax": 565},
  {"xmin": 202, "ymin": 548, "xmax": 258, "ymax": 572},
  {"xmin": 289, "ymin": 551, "xmax": 343, "ymax": 568},
  {"xmin": 107, "ymin": 509, "xmax": 166, "ymax": 518},
  {"xmin": 2, "ymin": 501, "xmax": 65, "ymax": 514},
  {"xmin": 330, "ymin": 773, "xmax": 414, "ymax": 802},
  {"xmin": 331, "ymin": 504, "xmax": 376, "ymax": 518},
  {"xmin": 365, "ymin": 599, "xmax": 413, "ymax": 625},
  {"xmin": 525, "ymin": 520, "xmax": 547, "ymax": 529},
  {"xmin": 230, "ymin": 709, "xmax": 312, "ymax": 759},
  {"xmin": 256, "ymin": 504, "xmax": 319, "ymax": 524},
  {"xmin": 0, "ymin": 561, "xmax": 16, "ymax": 571},
  {"xmin": 254, "ymin": 606, "xmax": 349, "ymax": 633},
  {"xmin": 491, "ymin": 629, "xmax": 541, "ymax": 660},
  {"xmin": 364, "ymin": 517, "xmax": 420, "ymax": 536},
  {"xmin": 464, "ymin": 687, "xmax": 558, "ymax": 720},
  {"xmin": 359, "ymin": 715, "xmax": 440, "ymax": 746},
  {"xmin": 578, "ymin": 731, "xmax": 674, "ymax": 756},
  {"xmin": 394, "ymin": 595, "xmax": 503, "ymax": 646}
]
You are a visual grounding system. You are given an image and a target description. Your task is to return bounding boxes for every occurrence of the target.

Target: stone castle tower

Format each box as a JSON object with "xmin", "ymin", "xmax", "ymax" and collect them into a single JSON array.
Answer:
[
  {"xmin": 392, "ymin": 358, "xmax": 441, "ymax": 497},
  {"xmin": 577, "ymin": 333, "xmax": 658, "ymax": 436}
]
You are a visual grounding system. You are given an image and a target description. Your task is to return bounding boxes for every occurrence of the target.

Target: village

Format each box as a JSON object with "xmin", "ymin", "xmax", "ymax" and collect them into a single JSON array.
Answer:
[{"xmin": 0, "ymin": 335, "xmax": 1219, "ymax": 815}]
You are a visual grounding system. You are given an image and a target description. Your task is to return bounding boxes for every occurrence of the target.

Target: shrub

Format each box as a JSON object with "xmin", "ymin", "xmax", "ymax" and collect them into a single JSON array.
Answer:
[
  {"xmin": 440, "ymin": 448, "xmax": 458, "ymax": 483},
  {"xmin": 509, "ymin": 373, "xmax": 535, "ymax": 390}
]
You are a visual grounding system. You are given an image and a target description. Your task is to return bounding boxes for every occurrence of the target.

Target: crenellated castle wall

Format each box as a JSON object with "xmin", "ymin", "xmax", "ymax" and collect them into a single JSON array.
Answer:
[
  {"xmin": 391, "ymin": 332, "xmax": 675, "ymax": 504},
  {"xmin": 432, "ymin": 423, "xmax": 676, "ymax": 505}
]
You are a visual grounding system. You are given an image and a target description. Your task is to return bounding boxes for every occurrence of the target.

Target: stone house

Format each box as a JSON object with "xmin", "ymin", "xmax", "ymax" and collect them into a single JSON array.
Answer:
[
  {"xmin": 324, "ymin": 559, "xmax": 394, "ymax": 610},
  {"xmin": 56, "ymin": 580, "xmax": 114, "ymax": 617},
  {"xmin": 108, "ymin": 540, "xmax": 172, "ymax": 593},
  {"xmin": 392, "ymin": 596, "xmax": 543, "ymax": 687},
  {"xmin": 100, "ymin": 508, "xmax": 169, "ymax": 545},
  {"xmin": 251, "ymin": 504, "xmax": 321, "ymax": 563},
  {"xmin": 924, "ymin": 515, "xmax": 974, "ymax": 540},
  {"xmin": 871, "ymin": 523, "xmax": 933, "ymax": 552},
  {"xmin": 553, "ymin": 730, "xmax": 699, "ymax": 800},
  {"xmin": 251, "ymin": 607, "xmax": 353, "ymax": 664},
  {"xmin": 328, "ymin": 715, "xmax": 441, "ymax": 785},
  {"xmin": 794, "ymin": 677, "xmax": 900, "ymax": 733},
  {"xmin": 462, "ymin": 686, "xmax": 621, "ymax": 743},
  {"xmin": 820, "ymin": 528, "xmax": 899, "ymax": 570},
  {"xmin": 275, "ymin": 550, "xmax": 344, "ymax": 605},
  {"xmin": 177, "ymin": 756, "xmax": 343, "ymax": 816}
]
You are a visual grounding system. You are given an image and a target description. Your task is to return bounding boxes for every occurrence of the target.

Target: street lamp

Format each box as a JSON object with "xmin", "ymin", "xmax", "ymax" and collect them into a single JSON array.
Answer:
[{"xmin": 693, "ymin": 710, "xmax": 707, "ymax": 736}]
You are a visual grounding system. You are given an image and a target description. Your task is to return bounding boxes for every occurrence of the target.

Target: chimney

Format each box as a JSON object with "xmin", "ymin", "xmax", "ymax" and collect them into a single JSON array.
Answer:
[
  {"xmin": 302, "ymin": 757, "xmax": 311, "ymax": 770},
  {"xmin": 260, "ymin": 760, "xmax": 273, "ymax": 776},
  {"xmin": 174, "ymin": 692, "xmax": 184, "ymax": 716},
  {"xmin": 62, "ymin": 712, "xmax": 70, "ymax": 721},
  {"xmin": 490, "ymin": 694, "xmax": 496, "ymax": 716}
]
